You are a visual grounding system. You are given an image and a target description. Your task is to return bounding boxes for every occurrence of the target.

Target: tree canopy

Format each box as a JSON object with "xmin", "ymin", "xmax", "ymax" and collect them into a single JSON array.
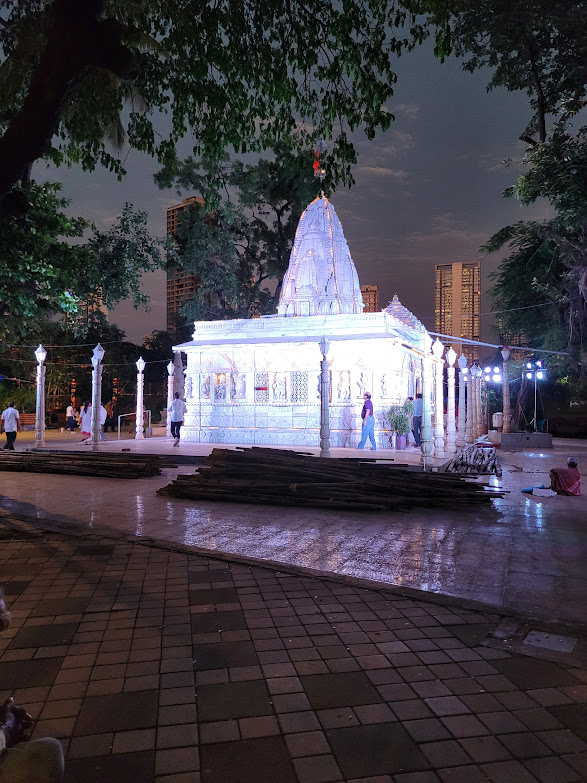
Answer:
[
  {"xmin": 159, "ymin": 149, "xmax": 318, "ymax": 330},
  {"xmin": 0, "ymin": 182, "xmax": 167, "ymax": 340},
  {"xmin": 0, "ymin": 0, "xmax": 428, "ymax": 209}
]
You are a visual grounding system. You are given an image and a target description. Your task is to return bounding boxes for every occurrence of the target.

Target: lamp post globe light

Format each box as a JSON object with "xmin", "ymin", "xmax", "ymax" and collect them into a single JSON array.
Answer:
[
  {"xmin": 90, "ymin": 343, "xmax": 105, "ymax": 451},
  {"xmin": 136, "ymin": 357, "xmax": 146, "ymax": 440},
  {"xmin": 457, "ymin": 353, "xmax": 467, "ymax": 447},
  {"xmin": 445, "ymin": 347, "xmax": 457, "ymax": 454},
  {"xmin": 526, "ymin": 360, "xmax": 546, "ymax": 432},
  {"xmin": 166, "ymin": 361, "xmax": 175, "ymax": 438},
  {"xmin": 483, "ymin": 363, "xmax": 503, "ymax": 431},
  {"xmin": 501, "ymin": 346, "xmax": 511, "ymax": 433},
  {"xmin": 34, "ymin": 344, "xmax": 47, "ymax": 449}
]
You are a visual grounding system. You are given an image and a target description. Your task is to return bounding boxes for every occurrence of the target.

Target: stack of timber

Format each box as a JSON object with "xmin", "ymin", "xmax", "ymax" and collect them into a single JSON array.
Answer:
[
  {"xmin": 0, "ymin": 450, "xmax": 163, "ymax": 479},
  {"xmin": 443, "ymin": 446, "xmax": 502, "ymax": 477},
  {"xmin": 158, "ymin": 447, "xmax": 503, "ymax": 511}
]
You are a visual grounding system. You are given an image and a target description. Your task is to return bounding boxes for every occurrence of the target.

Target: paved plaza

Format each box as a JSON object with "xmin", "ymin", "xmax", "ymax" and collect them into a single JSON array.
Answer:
[
  {"xmin": 1, "ymin": 515, "xmax": 586, "ymax": 783},
  {"xmin": 1, "ymin": 432, "xmax": 586, "ymax": 624}
]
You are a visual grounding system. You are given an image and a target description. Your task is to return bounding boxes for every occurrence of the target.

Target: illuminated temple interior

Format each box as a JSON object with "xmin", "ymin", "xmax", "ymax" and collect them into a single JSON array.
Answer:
[{"xmin": 174, "ymin": 196, "xmax": 430, "ymax": 446}]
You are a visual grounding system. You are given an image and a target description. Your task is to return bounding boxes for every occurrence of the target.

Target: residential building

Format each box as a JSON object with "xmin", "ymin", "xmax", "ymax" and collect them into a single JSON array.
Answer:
[
  {"xmin": 434, "ymin": 261, "xmax": 481, "ymax": 363},
  {"xmin": 360, "ymin": 284, "xmax": 379, "ymax": 313},
  {"xmin": 166, "ymin": 196, "xmax": 205, "ymax": 335}
]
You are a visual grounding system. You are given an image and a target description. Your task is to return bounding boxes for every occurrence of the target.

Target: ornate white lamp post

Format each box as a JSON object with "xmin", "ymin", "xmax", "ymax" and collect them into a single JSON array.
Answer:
[
  {"xmin": 420, "ymin": 333, "xmax": 433, "ymax": 466},
  {"xmin": 445, "ymin": 347, "xmax": 457, "ymax": 454},
  {"xmin": 470, "ymin": 364, "xmax": 482, "ymax": 438},
  {"xmin": 166, "ymin": 361, "xmax": 174, "ymax": 438},
  {"xmin": 432, "ymin": 338, "xmax": 445, "ymax": 458},
  {"xmin": 135, "ymin": 357, "xmax": 146, "ymax": 440},
  {"xmin": 319, "ymin": 337, "xmax": 331, "ymax": 457},
  {"xmin": 34, "ymin": 344, "xmax": 47, "ymax": 449},
  {"xmin": 457, "ymin": 354, "xmax": 467, "ymax": 447},
  {"xmin": 90, "ymin": 343, "xmax": 105, "ymax": 451},
  {"xmin": 501, "ymin": 346, "xmax": 511, "ymax": 433}
]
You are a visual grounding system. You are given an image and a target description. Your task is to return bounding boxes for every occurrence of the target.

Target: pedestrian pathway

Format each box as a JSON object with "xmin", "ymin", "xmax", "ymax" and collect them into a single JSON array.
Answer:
[
  {"xmin": 1, "ymin": 438, "xmax": 586, "ymax": 624},
  {"xmin": 1, "ymin": 517, "xmax": 586, "ymax": 783}
]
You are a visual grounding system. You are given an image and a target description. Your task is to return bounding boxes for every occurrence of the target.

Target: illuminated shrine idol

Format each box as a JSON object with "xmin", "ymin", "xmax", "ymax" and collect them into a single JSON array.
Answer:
[{"xmin": 174, "ymin": 196, "xmax": 429, "ymax": 447}]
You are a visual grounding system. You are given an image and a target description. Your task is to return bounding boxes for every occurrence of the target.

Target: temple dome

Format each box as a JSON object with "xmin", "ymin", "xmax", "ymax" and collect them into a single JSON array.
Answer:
[{"xmin": 277, "ymin": 197, "xmax": 364, "ymax": 316}]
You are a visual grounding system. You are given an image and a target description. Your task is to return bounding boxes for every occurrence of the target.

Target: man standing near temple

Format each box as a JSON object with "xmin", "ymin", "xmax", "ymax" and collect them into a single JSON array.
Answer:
[
  {"xmin": 358, "ymin": 391, "xmax": 376, "ymax": 451},
  {"xmin": 412, "ymin": 393, "xmax": 423, "ymax": 447}
]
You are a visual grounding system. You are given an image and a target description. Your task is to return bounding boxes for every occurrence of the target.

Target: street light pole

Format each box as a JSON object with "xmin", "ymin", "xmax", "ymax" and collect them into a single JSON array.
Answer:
[
  {"xmin": 445, "ymin": 347, "xmax": 457, "ymax": 454},
  {"xmin": 34, "ymin": 344, "xmax": 47, "ymax": 449},
  {"xmin": 457, "ymin": 354, "xmax": 467, "ymax": 448},
  {"xmin": 501, "ymin": 346, "xmax": 511, "ymax": 433},
  {"xmin": 136, "ymin": 357, "xmax": 146, "ymax": 440},
  {"xmin": 90, "ymin": 343, "xmax": 105, "ymax": 451},
  {"xmin": 166, "ymin": 361, "xmax": 174, "ymax": 439}
]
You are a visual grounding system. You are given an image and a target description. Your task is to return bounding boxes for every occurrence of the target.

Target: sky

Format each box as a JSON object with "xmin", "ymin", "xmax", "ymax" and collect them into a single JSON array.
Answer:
[{"xmin": 36, "ymin": 39, "xmax": 548, "ymax": 345}]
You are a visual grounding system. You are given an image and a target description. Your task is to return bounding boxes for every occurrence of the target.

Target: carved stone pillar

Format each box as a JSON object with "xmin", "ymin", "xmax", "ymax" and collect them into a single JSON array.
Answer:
[
  {"xmin": 90, "ymin": 344, "xmax": 105, "ymax": 452},
  {"xmin": 319, "ymin": 338, "xmax": 331, "ymax": 457},
  {"xmin": 420, "ymin": 334, "xmax": 433, "ymax": 467},
  {"xmin": 432, "ymin": 338, "xmax": 445, "ymax": 459},
  {"xmin": 135, "ymin": 357, "xmax": 145, "ymax": 440}
]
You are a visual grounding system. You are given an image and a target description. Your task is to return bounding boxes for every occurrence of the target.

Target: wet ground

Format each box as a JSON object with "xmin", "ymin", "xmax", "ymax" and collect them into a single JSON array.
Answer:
[{"xmin": 1, "ymin": 433, "xmax": 586, "ymax": 625}]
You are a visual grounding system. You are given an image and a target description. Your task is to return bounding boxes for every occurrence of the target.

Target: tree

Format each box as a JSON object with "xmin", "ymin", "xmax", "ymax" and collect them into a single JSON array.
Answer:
[
  {"xmin": 0, "ymin": 0, "xmax": 428, "ymax": 210},
  {"xmin": 0, "ymin": 182, "xmax": 167, "ymax": 340},
  {"xmin": 427, "ymin": 1, "xmax": 587, "ymax": 372},
  {"xmin": 160, "ymin": 149, "xmax": 319, "ymax": 325},
  {"xmin": 428, "ymin": 0, "xmax": 587, "ymax": 143}
]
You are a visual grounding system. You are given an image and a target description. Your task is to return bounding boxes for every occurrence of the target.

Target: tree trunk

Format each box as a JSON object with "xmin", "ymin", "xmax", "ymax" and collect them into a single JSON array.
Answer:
[{"xmin": 0, "ymin": 0, "xmax": 132, "ymax": 208}]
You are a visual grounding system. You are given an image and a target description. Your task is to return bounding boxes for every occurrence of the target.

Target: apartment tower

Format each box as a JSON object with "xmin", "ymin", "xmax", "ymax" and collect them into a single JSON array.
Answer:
[
  {"xmin": 360, "ymin": 284, "xmax": 380, "ymax": 313},
  {"xmin": 434, "ymin": 261, "xmax": 481, "ymax": 362},
  {"xmin": 166, "ymin": 196, "xmax": 205, "ymax": 335}
]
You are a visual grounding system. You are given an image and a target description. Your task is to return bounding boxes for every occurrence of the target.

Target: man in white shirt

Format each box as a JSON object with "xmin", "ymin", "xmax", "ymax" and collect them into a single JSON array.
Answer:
[
  {"xmin": 168, "ymin": 392, "xmax": 188, "ymax": 447},
  {"xmin": 1, "ymin": 402, "xmax": 20, "ymax": 451}
]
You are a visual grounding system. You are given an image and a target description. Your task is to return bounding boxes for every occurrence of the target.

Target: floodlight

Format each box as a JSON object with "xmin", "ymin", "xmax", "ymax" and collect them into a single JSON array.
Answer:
[
  {"xmin": 536, "ymin": 371, "xmax": 544, "ymax": 380},
  {"xmin": 484, "ymin": 366, "xmax": 491, "ymax": 373},
  {"xmin": 494, "ymin": 366, "xmax": 500, "ymax": 373},
  {"xmin": 526, "ymin": 372, "xmax": 532, "ymax": 379},
  {"xmin": 492, "ymin": 374, "xmax": 501, "ymax": 383},
  {"xmin": 485, "ymin": 375, "xmax": 490, "ymax": 381},
  {"xmin": 527, "ymin": 362, "xmax": 532, "ymax": 369}
]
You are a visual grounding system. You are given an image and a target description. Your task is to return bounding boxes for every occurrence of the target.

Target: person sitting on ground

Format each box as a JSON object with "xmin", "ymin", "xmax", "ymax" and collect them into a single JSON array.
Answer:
[
  {"xmin": 0, "ymin": 588, "xmax": 64, "ymax": 783},
  {"xmin": 549, "ymin": 457, "xmax": 581, "ymax": 496}
]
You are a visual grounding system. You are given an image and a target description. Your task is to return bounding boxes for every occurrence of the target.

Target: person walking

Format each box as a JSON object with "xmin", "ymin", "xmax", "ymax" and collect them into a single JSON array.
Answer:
[
  {"xmin": 65, "ymin": 403, "xmax": 76, "ymax": 433},
  {"xmin": 358, "ymin": 392, "xmax": 376, "ymax": 451},
  {"xmin": 79, "ymin": 401, "xmax": 92, "ymax": 442},
  {"xmin": 1, "ymin": 402, "xmax": 21, "ymax": 451},
  {"xmin": 412, "ymin": 393, "xmax": 423, "ymax": 447},
  {"xmin": 168, "ymin": 392, "xmax": 188, "ymax": 447},
  {"xmin": 104, "ymin": 400, "xmax": 115, "ymax": 432}
]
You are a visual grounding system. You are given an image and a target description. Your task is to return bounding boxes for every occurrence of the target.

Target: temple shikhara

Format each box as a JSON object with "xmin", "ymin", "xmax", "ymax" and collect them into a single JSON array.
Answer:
[{"xmin": 173, "ymin": 196, "xmax": 429, "ymax": 447}]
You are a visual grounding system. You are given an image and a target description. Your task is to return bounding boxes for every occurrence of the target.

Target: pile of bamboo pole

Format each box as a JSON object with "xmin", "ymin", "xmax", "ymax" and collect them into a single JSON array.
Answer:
[
  {"xmin": 443, "ymin": 446, "xmax": 502, "ymax": 477},
  {"xmin": 0, "ymin": 451, "xmax": 163, "ymax": 479},
  {"xmin": 158, "ymin": 447, "xmax": 503, "ymax": 511}
]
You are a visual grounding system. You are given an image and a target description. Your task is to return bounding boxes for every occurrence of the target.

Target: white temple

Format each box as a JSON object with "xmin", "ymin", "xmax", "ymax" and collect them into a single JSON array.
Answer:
[{"xmin": 173, "ymin": 196, "xmax": 429, "ymax": 447}]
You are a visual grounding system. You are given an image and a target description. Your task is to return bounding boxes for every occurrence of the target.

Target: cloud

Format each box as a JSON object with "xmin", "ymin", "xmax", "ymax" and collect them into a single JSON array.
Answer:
[
  {"xmin": 358, "ymin": 167, "xmax": 408, "ymax": 180},
  {"xmin": 392, "ymin": 103, "xmax": 421, "ymax": 121}
]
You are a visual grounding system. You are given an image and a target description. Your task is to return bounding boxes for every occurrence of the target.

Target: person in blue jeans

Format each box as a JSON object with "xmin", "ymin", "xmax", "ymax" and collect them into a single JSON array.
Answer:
[{"xmin": 358, "ymin": 391, "xmax": 376, "ymax": 450}]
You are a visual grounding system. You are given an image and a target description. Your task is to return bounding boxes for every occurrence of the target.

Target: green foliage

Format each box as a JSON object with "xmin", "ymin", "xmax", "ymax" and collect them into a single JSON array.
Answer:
[
  {"xmin": 0, "ymin": 0, "xmax": 429, "ymax": 198},
  {"xmin": 163, "ymin": 150, "xmax": 319, "ymax": 324},
  {"xmin": 0, "ymin": 182, "xmax": 167, "ymax": 339},
  {"xmin": 386, "ymin": 401, "xmax": 413, "ymax": 435},
  {"xmin": 427, "ymin": 0, "xmax": 587, "ymax": 141},
  {"xmin": 486, "ymin": 122, "xmax": 587, "ymax": 373}
]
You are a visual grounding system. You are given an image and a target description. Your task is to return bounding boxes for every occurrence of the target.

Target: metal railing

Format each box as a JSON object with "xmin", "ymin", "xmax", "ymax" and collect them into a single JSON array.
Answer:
[{"xmin": 117, "ymin": 410, "xmax": 152, "ymax": 440}]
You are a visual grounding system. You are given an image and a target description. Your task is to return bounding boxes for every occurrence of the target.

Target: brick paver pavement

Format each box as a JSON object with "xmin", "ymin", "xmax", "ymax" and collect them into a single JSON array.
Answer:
[{"xmin": 1, "ymin": 524, "xmax": 586, "ymax": 783}]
